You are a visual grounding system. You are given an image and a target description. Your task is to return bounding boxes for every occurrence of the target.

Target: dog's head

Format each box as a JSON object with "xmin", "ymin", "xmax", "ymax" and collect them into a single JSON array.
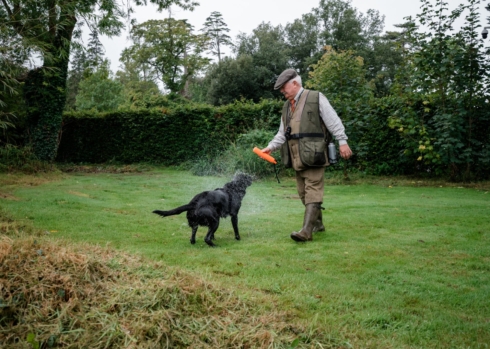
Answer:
[{"xmin": 232, "ymin": 172, "xmax": 253, "ymax": 190}]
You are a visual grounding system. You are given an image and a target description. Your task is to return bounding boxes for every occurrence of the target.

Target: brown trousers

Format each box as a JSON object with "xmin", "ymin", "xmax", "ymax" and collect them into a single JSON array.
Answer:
[{"xmin": 295, "ymin": 167, "xmax": 325, "ymax": 205}]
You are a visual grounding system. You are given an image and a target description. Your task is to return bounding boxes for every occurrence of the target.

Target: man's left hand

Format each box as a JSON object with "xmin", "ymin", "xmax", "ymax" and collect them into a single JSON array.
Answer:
[{"xmin": 339, "ymin": 144, "xmax": 353, "ymax": 160}]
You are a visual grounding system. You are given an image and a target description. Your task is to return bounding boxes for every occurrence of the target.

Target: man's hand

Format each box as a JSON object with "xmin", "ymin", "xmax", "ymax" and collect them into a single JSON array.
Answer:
[
  {"xmin": 339, "ymin": 144, "xmax": 353, "ymax": 160},
  {"xmin": 261, "ymin": 147, "xmax": 271, "ymax": 154}
]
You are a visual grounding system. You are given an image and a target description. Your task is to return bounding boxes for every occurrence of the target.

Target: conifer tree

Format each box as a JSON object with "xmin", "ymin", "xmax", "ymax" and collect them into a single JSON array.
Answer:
[
  {"xmin": 201, "ymin": 11, "xmax": 232, "ymax": 62},
  {"xmin": 87, "ymin": 29, "xmax": 105, "ymax": 70},
  {"xmin": 65, "ymin": 46, "xmax": 88, "ymax": 110}
]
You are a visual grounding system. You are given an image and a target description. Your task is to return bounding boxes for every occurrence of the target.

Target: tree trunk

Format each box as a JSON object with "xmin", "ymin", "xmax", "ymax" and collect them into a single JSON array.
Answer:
[
  {"xmin": 23, "ymin": 12, "xmax": 74, "ymax": 162},
  {"xmin": 24, "ymin": 56, "xmax": 69, "ymax": 161}
]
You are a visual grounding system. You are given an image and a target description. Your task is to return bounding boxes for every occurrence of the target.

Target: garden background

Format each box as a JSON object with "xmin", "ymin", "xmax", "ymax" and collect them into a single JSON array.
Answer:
[{"xmin": 1, "ymin": 0, "xmax": 490, "ymax": 347}]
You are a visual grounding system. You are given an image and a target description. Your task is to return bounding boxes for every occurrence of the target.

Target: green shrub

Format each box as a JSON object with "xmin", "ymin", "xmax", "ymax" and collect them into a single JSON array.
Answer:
[
  {"xmin": 0, "ymin": 145, "xmax": 54, "ymax": 173},
  {"xmin": 56, "ymin": 92, "xmax": 490, "ymax": 179},
  {"xmin": 189, "ymin": 129, "xmax": 291, "ymax": 179},
  {"xmin": 354, "ymin": 96, "xmax": 412, "ymax": 176},
  {"xmin": 58, "ymin": 100, "xmax": 283, "ymax": 165}
]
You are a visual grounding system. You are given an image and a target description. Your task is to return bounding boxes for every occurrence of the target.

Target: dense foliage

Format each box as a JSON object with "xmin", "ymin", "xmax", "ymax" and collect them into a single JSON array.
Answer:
[
  {"xmin": 57, "ymin": 99, "xmax": 283, "ymax": 164},
  {"xmin": 75, "ymin": 61, "xmax": 125, "ymax": 112},
  {"xmin": 0, "ymin": 0, "xmax": 197, "ymax": 161},
  {"xmin": 2, "ymin": 0, "xmax": 490, "ymax": 180},
  {"xmin": 188, "ymin": 129, "xmax": 286, "ymax": 178},
  {"xmin": 388, "ymin": 0, "xmax": 490, "ymax": 180},
  {"xmin": 121, "ymin": 18, "xmax": 209, "ymax": 95}
]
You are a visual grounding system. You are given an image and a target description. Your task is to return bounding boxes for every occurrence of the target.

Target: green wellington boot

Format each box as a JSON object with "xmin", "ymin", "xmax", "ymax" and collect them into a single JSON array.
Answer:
[
  {"xmin": 290, "ymin": 203, "xmax": 319, "ymax": 242},
  {"xmin": 312, "ymin": 203, "xmax": 325, "ymax": 233}
]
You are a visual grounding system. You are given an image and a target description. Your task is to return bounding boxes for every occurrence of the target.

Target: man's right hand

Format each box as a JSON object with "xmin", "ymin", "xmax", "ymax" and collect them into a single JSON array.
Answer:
[
  {"xmin": 261, "ymin": 147, "xmax": 271, "ymax": 154},
  {"xmin": 339, "ymin": 144, "xmax": 353, "ymax": 160}
]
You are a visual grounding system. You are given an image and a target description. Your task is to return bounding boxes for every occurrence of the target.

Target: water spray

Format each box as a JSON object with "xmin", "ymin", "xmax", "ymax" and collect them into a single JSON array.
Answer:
[{"xmin": 253, "ymin": 147, "xmax": 280, "ymax": 184}]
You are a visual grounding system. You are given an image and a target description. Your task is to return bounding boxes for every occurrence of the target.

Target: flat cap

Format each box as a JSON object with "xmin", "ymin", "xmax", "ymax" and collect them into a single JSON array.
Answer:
[{"xmin": 274, "ymin": 69, "xmax": 298, "ymax": 90}]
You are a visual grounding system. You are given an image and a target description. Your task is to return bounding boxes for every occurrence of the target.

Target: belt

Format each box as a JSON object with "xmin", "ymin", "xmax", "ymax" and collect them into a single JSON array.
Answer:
[{"xmin": 289, "ymin": 133, "xmax": 324, "ymax": 139}]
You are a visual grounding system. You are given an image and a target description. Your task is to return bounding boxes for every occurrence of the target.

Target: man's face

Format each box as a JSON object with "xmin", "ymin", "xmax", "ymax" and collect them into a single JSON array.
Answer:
[{"xmin": 280, "ymin": 80, "xmax": 299, "ymax": 101}]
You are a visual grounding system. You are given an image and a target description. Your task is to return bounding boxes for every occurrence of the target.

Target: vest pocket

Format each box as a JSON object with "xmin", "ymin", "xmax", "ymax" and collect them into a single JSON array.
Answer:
[
  {"xmin": 300, "ymin": 139, "xmax": 327, "ymax": 166},
  {"xmin": 281, "ymin": 142, "xmax": 292, "ymax": 168},
  {"xmin": 290, "ymin": 141, "xmax": 305, "ymax": 170}
]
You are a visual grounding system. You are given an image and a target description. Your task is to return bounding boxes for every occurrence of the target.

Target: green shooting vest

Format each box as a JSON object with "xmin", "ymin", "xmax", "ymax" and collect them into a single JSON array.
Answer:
[{"xmin": 280, "ymin": 90, "xmax": 331, "ymax": 171}]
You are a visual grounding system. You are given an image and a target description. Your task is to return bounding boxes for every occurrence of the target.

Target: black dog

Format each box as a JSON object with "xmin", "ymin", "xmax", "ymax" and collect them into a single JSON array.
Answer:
[{"xmin": 153, "ymin": 173, "xmax": 253, "ymax": 247}]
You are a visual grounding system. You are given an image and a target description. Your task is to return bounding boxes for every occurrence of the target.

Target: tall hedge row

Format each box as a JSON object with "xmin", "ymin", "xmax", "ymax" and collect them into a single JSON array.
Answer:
[
  {"xmin": 57, "ymin": 100, "xmax": 283, "ymax": 164},
  {"xmin": 60, "ymin": 97, "xmax": 490, "ymax": 180},
  {"xmin": 57, "ymin": 98, "xmax": 410, "ymax": 175}
]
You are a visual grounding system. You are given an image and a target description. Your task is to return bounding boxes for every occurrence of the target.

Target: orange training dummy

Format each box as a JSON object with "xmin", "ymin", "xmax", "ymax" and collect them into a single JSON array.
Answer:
[{"xmin": 253, "ymin": 147, "xmax": 277, "ymax": 164}]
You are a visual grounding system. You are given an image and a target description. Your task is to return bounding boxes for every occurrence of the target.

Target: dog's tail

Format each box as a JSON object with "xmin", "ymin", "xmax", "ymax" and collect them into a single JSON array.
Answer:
[{"xmin": 153, "ymin": 204, "xmax": 193, "ymax": 217}]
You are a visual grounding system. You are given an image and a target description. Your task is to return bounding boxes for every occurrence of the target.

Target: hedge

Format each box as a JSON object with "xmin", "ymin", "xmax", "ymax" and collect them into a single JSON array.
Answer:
[
  {"xmin": 61, "ymin": 96, "xmax": 487, "ymax": 179},
  {"xmin": 57, "ymin": 100, "xmax": 283, "ymax": 164}
]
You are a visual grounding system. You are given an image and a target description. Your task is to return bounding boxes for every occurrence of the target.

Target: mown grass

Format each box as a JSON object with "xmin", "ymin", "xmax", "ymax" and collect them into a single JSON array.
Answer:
[
  {"xmin": 1, "ymin": 230, "xmax": 308, "ymax": 348},
  {"xmin": 1, "ymin": 168, "xmax": 489, "ymax": 348}
]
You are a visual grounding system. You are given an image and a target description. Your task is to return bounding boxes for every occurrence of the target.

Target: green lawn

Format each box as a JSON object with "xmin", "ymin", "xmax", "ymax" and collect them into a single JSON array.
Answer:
[{"xmin": 1, "ymin": 168, "xmax": 489, "ymax": 348}]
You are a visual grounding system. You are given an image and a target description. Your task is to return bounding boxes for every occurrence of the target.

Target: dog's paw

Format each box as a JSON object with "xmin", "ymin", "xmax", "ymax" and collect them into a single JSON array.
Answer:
[
  {"xmin": 235, "ymin": 236, "xmax": 241, "ymax": 241},
  {"xmin": 190, "ymin": 239, "xmax": 196, "ymax": 244}
]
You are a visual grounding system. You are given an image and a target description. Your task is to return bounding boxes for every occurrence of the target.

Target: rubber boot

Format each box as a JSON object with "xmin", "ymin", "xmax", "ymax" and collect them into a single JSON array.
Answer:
[
  {"xmin": 290, "ymin": 203, "xmax": 318, "ymax": 242},
  {"xmin": 312, "ymin": 204, "xmax": 325, "ymax": 233}
]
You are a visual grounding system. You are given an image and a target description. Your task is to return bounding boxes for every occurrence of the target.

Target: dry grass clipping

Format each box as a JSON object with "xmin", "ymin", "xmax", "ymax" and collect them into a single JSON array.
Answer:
[{"xmin": 0, "ymin": 231, "xmax": 311, "ymax": 349}]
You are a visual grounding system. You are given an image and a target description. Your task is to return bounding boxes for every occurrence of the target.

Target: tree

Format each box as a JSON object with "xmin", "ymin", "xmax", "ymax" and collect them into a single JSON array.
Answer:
[
  {"xmin": 0, "ymin": 0, "xmax": 197, "ymax": 161},
  {"xmin": 75, "ymin": 60, "xmax": 124, "ymax": 112},
  {"xmin": 117, "ymin": 49, "xmax": 159, "ymax": 85},
  {"xmin": 0, "ymin": 17, "xmax": 32, "ymax": 143},
  {"xmin": 284, "ymin": 13, "xmax": 321, "ymax": 79},
  {"xmin": 314, "ymin": 0, "xmax": 365, "ymax": 51},
  {"xmin": 312, "ymin": 0, "xmax": 388, "ymax": 93},
  {"xmin": 307, "ymin": 46, "xmax": 373, "ymax": 125},
  {"xmin": 201, "ymin": 11, "xmax": 233, "ymax": 62},
  {"xmin": 119, "ymin": 79, "xmax": 162, "ymax": 109},
  {"xmin": 86, "ymin": 28, "xmax": 105, "ymax": 71},
  {"xmin": 0, "ymin": 32, "xmax": 21, "ymax": 131},
  {"xmin": 307, "ymin": 46, "xmax": 374, "ymax": 178},
  {"xmin": 122, "ymin": 18, "xmax": 209, "ymax": 95},
  {"xmin": 362, "ymin": 30, "xmax": 405, "ymax": 97},
  {"xmin": 235, "ymin": 22, "xmax": 290, "ymax": 98},
  {"xmin": 115, "ymin": 54, "xmax": 162, "ymax": 109},
  {"xmin": 203, "ymin": 55, "xmax": 263, "ymax": 105},
  {"xmin": 65, "ymin": 45, "xmax": 88, "ymax": 110},
  {"xmin": 389, "ymin": 0, "xmax": 490, "ymax": 180},
  {"xmin": 0, "ymin": 57, "xmax": 19, "ymax": 134}
]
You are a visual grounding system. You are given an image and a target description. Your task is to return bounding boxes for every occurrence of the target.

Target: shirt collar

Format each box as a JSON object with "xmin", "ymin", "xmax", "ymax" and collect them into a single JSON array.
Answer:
[{"xmin": 294, "ymin": 87, "xmax": 304, "ymax": 102}]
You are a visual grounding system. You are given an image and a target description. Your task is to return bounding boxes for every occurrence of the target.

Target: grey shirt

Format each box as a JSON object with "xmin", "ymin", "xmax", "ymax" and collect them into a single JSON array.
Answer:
[{"xmin": 267, "ymin": 87, "xmax": 348, "ymax": 152}]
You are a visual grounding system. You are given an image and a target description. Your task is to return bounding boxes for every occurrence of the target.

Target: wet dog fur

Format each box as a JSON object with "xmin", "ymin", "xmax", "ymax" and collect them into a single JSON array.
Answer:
[{"xmin": 153, "ymin": 173, "xmax": 253, "ymax": 247}]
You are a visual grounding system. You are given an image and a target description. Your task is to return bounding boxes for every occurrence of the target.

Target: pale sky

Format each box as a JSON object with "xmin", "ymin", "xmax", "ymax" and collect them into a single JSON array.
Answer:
[{"xmin": 98, "ymin": 0, "xmax": 489, "ymax": 73}]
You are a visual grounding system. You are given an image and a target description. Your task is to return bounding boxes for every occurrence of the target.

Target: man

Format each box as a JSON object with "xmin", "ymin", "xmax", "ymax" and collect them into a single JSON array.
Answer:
[{"xmin": 261, "ymin": 68, "xmax": 352, "ymax": 242}]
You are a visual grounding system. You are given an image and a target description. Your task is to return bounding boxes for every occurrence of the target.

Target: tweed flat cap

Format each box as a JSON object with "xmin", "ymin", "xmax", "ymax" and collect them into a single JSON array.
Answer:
[{"xmin": 274, "ymin": 69, "xmax": 298, "ymax": 90}]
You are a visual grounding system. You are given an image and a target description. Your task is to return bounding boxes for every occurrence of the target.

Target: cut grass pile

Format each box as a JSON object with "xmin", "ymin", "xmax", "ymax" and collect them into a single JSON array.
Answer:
[{"xmin": 0, "ymin": 220, "xmax": 312, "ymax": 349}]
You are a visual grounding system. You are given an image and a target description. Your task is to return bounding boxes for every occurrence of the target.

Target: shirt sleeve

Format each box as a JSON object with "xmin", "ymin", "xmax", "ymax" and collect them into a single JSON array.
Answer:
[
  {"xmin": 319, "ymin": 92, "xmax": 348, "ymax": 145},
  {"xmin": 267, "ymin": 118, "xmax": 287, "ymax": 152}
]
